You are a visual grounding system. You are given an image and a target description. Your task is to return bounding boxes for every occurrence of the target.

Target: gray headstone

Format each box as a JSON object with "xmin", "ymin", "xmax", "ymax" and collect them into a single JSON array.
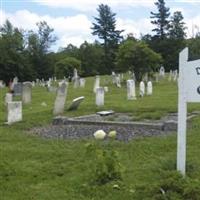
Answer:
[
  {"xmin": 13, "ymin": 83, "xmax": 22, "ymax": 96},
  {"xmin": 68, "ymin": 96, "xmax": 85, "ymax": 111},
  {"xmin": 53, "ymin": 82, "xmax": 68, "ymax": 115},
  {"xmin": 22, "ymin": 82, "xmax": 32, "ymax": 104},
  {"xmin": 7, "ymin": 101, "xmax": 22, "ymax": 124},
  {"xmin": 96, "ymin": 87, "xmax": 104, "ymax": 106}
]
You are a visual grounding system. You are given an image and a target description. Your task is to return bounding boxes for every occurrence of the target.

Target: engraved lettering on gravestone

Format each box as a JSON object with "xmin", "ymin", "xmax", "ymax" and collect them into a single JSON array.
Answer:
[
  {"xmin": 197, "ymin": 86, "xmax": 200, "ymax": 94},
  {"xmin": 196, "ymin": 67, "xmax": 200, "ymax": 75}
]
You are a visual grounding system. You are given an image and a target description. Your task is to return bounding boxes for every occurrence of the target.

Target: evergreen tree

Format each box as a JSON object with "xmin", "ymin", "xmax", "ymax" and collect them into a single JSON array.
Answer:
[
  {"xmin": 169, "ymin": 11, "xmax": 187, "ymax": 39},
  {"xmin": 150, "ymin": 0, "xmax": 170, "ymax": 39},
  {"xmin": 91, "ymin": 4, "xmax": 123, "ymax": 74}
]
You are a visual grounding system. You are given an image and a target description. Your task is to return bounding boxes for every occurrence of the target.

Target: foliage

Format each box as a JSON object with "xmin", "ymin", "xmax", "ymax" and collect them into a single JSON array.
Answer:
[
  {"xmin": 150, "ymin": 0, "xmax": 170, "ymax": 39},
  {"xmin": 54, "ymin": 56, "xmax": 81, "ymax": 79},
  {"xmin": 91, "ymin": 4, "xmax": 123, "ymax": 73},
  {"xmin": 134, "ymin": 171, "xmax": 200, "ymax": 200},
  {"xmin": 116, "ymin": 39, "xmax": 162, "ymax": 81},
  {"xmin": 85, "ymin": 141, "xmax": 124, "ymax": 185}
]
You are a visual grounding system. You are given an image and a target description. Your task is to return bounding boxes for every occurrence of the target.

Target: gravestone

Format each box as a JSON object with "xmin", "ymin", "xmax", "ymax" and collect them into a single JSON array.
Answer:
[
  {"xmin": 173, "ymin": 70, "xmax": 178, "ymax": 81},
  {"xmin": 68, "ymin": 96, "xmax": 85, "ymax": 111},
  {"xmin": 139, "ymin": 81, "xmax": 145, "ymax": 97},
  {"xmin": 73, "ymin": 68, "xmax": 79, "ymax": 88},
  {"xmin": 147, "ymin": 81, "xmax": 153, "ymax": 95},
  {"xmin": 127, "ymin": 80, "xmax": 136, "ymax": 100},
  {"xmin": 143, "ymin": 73, "xmax": 148, "ymax": 82},
  {"xmin": 7, "ymin": 101, "xmax": 22, "ymax": 124},
  {"xmin": 168, "ymin": 70, "xmax": 173, "ymax": 81},
  {"xmin": 53, "ymin": 82, "xmax": 68, "ymax": 115},
  {"xmin": 159, "ymin": 66, "xmax": 165, "ymax": 77},
  {"xmin": 22, "ymin": 82, "xmax": 32, "ymax": 104},
  {"xmin": 115, "ymin": 75, "xmax": 121, "ymax": 88},
  {"xmin": 13, "ymin": 83, "xmax": 22, "ymax": 96},
  {"xmin": 5, "ymin": 93, "xmax": 13, "ymax": 105},
  {"xmin": 96, "ymin": 87, "xmax": 104, "ymax": 106},
  {"xmin": 79, "ymin": 78, "xmax": 86, "ymax": 88},
  {"xmin": 93, "ymin": 75, "xmax": 100, "ymax": 93}
]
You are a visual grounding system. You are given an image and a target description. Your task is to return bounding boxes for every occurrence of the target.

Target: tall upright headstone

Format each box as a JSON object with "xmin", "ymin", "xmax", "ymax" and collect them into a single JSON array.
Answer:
[
  {"xmin": 73, "ymin": 68, "xmax": 79, "ymax": 88},
  {"xmin": 93, "ymin": 75, "xmax": 100, "ymax": 93},
  {"xmin": 159, "ymin": 66, "xmax": 165, "ymax": 77},
  {"xmin": 96, "ymin": 87, "xmax": 104, "ymax": 106},
  {"xmin": 139, "ymin": 81, "xmax": 145, "ymax": 97},
  {"xmin": 22, "ymin": 82, "xmax": 32, "ymax": 104},
  {"xmin": 7, "ymin": 101, "xmax": 22, "ymax": 124},
  {"xmin": 127, "ymin": 80, "xmax": 136, "ymax": 100},
  {"xmin": 147, "ymin": 81, "xmax": 153, "ymax": 95},
  {"xmin": 79, "ymin": 78, "xmax": 86, "ymax": 88},
  {"xmin": 53, "ymin": 82, "xmax": 68, "ymax": 115}
]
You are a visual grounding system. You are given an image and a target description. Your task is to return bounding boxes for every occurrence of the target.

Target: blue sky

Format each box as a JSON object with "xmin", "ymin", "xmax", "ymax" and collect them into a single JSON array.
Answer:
[{"xmin": 1, "ymin": 0, "xmax": 200, "ymax": 51}]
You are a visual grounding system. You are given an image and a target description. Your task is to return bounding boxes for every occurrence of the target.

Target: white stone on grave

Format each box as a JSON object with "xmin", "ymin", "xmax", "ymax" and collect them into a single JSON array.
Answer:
[
  {"xmin": 53, "ymin": 82, "xmax": 68, "ymax": 115},
  {"xmin": 0, "ymin": 80, "xmax": 5, "ymax": 88},
  {"xmin": 79, "ymin": 78, "xmax": 85, "ymax": 88},
  {"xmin": 147, "ymin": 81, "xmax": 153, "ymax": 95},
  {"xmin": 22, "ymin": 82, "xmax": 32, "ymax": 104},
  {"xmin": 7, "ymin": 101, "xmax": 22, "ymax": 124},
  {"xmin": 96, "ymin": 87, "xmax": 104, "ymax": 106},
  {"xmin": 5, "ymin": 93, "xmax": 13, "ymax": 105},
  {"xmin": 173, "ymin": 69, "xmax": 178, "ymax": 81},
  {"xmin": 139, "ymin": 81, "xmax": 145, "ymax": 97},
  {"xmin": 127, "ymin": 80, "xmax": 136, "ymax": 100},
  {"xmin": 111, "ymin": 71, "xmax": 116, "ymax": 84},
  {"xmin": 32, "ymin": 81, "xmax": 35, "ymax": 87},
  {"xmin": 93, "ymin": 75, "xmax": 100, "ymax": 93},
  {"xmin": 13, "ymin": 76, "xmax": 18, "ymax": 84}
]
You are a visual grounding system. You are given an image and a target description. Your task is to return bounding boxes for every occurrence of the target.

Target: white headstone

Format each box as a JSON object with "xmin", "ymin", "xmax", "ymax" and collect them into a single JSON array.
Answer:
[
  {"xmin": 22, "ymin": 82, "xmax": 32, "ymax": 104},
  {"xmin": 5, "ymin": 93, "xmax": 13, "ymax": 105},
  {"xmin": 93, "ymin": 76, "xmax": 100, "ymax": 93},
  {"xmin": 127, "ymin": 80, "xmax": 136, "ymax": 100},
  {"xmin": 7, "ymin": 101, "xmax": 22, "ymax": 124},
  {"xmin": 79, "ymin": 78, "xmax": 86, "ymax": 88},
  {"xmin": 139, "ymin": 81, "xmax": 145, "ymax": 97},
  {"xmin": 96, "ymin": 87, "xmax": 104, "ymax": 106},
  {"xmin": 53, "ymin": 82, "xmax": 68, "ymax": 115},
  {"xmin": 159, "ymin": 66, "xmax": 165, "ymax": 77},
  {"xmin": 68, "ymin": 96, "xmax": 84, "ymax": 111},
  {"xmin": 147, "ymin": 81, "xmax": 153, "ymax": 95}
]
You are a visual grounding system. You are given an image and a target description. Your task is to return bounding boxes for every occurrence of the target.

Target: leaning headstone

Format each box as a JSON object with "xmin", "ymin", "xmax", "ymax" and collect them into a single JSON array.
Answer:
[
  {"xmin": 53, "ymin": 82, "xmax": 68, "ymax": 115},
  {"xmin": 6, "ymin": 101, "xmax": 22, "ymax": 124},
  {"xmin": 22, "ymin": 82, "xmax": 32, "ymax": 104},
  {"xmin": 139, "ymin": 81, "xmax": 145, "ymax": 97},
  {"xmin": 147, "ymin": 81, "xmax": 153, "ymax": 95},
  {"xmin": 96, "ymin": 87, "xmax": 104, "ymax": 106},
  {"xmin": 13, "ymin": 83, "xmax": 22, "ymax": 96},
  {"xmin": 5, "ymin": 93, "xmax": 13, "ymax": 105},
  {"xmin": 79, "ymin": 78, "xmax": 86, "ymax": 88},
  {"xmin": 127, "ymin": 80, "xmax": 136, "ymax": 100},
  {"xmin": 93, "ymin": 75, "xmax": 100, "ymax": 93},
  {"xmin": 68, "ymin": 96, "xmax": 85, "ymax": 111}
]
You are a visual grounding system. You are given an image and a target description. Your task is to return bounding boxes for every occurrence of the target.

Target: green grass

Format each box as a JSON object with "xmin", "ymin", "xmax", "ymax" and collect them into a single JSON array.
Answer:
[{"xmin": 1, "ymin": 75, "xmax": 200, "ymax": 199}]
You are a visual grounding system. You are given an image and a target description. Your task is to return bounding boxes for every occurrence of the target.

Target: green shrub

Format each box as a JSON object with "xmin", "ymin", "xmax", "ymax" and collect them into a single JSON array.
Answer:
[{"xmin": 85, "ymin": 141, "xmax": 124, "ymax": 185}]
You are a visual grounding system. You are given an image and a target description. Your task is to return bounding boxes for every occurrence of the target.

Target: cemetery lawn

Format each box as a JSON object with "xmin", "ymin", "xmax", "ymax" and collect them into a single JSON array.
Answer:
[{"xmin": 1, "ymin": 76, "xmax": 200, "ymax": 199}]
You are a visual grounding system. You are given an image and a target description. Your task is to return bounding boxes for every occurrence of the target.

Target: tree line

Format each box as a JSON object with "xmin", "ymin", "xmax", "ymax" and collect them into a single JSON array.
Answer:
[{"xmin": 0, "ymin": 0, "xmax": 200, "ymax": 84}]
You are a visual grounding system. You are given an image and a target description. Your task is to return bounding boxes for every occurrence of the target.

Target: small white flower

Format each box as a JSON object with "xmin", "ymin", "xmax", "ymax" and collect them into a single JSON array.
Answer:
[
  {"xmin": 108, "ymin": 130, "xmax": 117, "ymax": 138},
  {"xmin": 93, "ymin": 130, "xmax": 106, "ymax": 140}
]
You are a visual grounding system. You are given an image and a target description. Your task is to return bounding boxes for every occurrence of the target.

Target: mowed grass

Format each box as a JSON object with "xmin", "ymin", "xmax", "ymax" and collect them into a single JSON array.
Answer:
[{"xmin": 1, "ymin": 75, "xmax": 200, "ymax": 200}]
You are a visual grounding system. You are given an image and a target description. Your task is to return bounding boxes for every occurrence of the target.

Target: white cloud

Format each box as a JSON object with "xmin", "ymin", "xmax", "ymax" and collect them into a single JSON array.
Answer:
[
  {"xmin": 1, "ymin": 10, "xmax": 93, "ymax": 50},
  {"xmin": 116, "ymin": 17, "xmax": 154, "ymax": 38},
  {"xmin": 32, "ymin": 0, "xmax": 155, "ymax": 11}
]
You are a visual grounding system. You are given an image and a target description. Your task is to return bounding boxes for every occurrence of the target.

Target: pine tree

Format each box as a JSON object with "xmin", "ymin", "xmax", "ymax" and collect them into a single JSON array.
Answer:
[
  {"xmin": 169, "ymin": 11, "xmax": 187, "ymax": 39},
  {"xmin": 91, "ymin": 4, "xmax": 123, "ymax": 73},
  {"xmin": 150, "ymin": 0, "xmax": 170, "ymax": 39}
]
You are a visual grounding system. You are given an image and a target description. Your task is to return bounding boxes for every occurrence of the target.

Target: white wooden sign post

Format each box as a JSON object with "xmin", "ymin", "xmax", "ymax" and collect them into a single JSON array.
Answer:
[{"xmin": 177, "ymin": 47, "xmax": 200, "ymax": 175}]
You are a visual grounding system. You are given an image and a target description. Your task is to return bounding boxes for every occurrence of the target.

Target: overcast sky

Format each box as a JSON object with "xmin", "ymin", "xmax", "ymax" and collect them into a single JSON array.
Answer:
[{"xmin": 1, "ymin": 0, "xmax": 200, "ymax": 51}]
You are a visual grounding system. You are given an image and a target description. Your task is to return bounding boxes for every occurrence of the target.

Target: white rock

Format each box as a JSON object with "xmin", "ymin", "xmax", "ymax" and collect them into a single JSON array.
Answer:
[{"xmin": 93, "ymin": 130, "xmax": 106, "ymax": 140}]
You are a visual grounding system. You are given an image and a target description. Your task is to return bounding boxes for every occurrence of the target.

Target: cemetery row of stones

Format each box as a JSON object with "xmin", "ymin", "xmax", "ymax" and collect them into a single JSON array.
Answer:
[{"xmin": 3, "ymin": 67, "xmax": 178, "ymax": 127}]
